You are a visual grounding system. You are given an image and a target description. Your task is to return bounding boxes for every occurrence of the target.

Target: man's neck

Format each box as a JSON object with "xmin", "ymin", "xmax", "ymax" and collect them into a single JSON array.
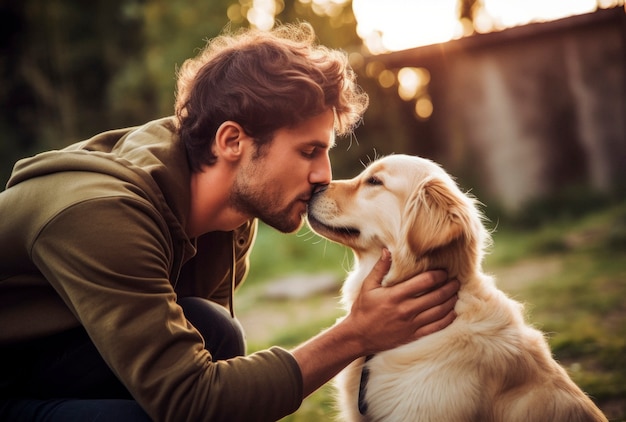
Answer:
[{"xmin": 186, "ymin": 165, "xmax": 249, "ymax": 237}]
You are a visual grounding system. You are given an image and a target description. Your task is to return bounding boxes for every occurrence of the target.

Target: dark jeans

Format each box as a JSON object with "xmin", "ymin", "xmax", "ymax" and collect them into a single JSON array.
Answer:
[{"xmin": 0, "ymin": 297, "xmax": 246, "ymax": 421}]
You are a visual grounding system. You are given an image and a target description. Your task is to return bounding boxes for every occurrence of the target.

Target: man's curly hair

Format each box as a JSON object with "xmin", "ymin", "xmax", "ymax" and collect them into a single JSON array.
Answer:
[{"xmin": 175, "ymin": 22, "xmax": 369, "ymax": 171}]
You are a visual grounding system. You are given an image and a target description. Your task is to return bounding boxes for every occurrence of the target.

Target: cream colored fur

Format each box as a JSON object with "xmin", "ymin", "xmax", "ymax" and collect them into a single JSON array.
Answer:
[{"xmin": 307, "ymin": 154, "xmax": 607, "ymax": 422}]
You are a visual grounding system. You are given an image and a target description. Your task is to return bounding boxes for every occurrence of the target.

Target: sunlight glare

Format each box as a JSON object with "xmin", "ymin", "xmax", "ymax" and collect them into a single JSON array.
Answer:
[
  {"xmin": 397, "ymin": 67, "xmax": 420, "ymax": 101},
  {"xmin": 482, "ymin": 0, "xmax": 597, "ymax": 29},
  {"xmin": 247, "ymin": 0, "xmax": 285, "ymax": 30},
  {"xmin": 353, "ymin": 0, "xmax": 462, "ymax": 53},
  {"xmin": 377, "ymin": 69, "xmax": 396, "ymax": 88},
  {"xmin": 353, "ymin": 0, "xmax": 609, "ymax": 52},
  {"xmin": 311, "ymin": 0, "xmax": 349, "ymax": 17},
  {"xmin": 415, "ymin": 96, "xmax": 433, "ymax": 119},
  {"xmin": 397, "ymin": 67, "xmax": 430, "ymax": 101}
]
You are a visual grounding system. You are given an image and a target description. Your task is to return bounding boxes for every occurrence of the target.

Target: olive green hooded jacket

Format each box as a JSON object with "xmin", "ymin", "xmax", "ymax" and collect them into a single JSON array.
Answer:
[{"xmin": 0, "ymin": 117, "xmax": 303, "ymax": 421}]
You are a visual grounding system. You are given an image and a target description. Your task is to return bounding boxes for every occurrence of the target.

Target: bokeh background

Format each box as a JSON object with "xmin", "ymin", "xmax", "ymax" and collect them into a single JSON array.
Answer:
[{"xmin": 2, "ymin": 0, "xmax": 625, "ymax": 420}]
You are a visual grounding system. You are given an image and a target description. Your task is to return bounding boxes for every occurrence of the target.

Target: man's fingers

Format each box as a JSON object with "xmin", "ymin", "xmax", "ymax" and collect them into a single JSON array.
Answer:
[
  {"xmin": 414, "ymin": 308, "xmax": 457, "ymax": 339},
  {"xmin": 413, "ymin": 292, "xmax": 458, "ymax": 329},
  {"xmin": 361, "ymin": 249, "xmax": 392, "ymax": 290},
  {"xmin": 412, "ymin": 278, "xmax": 460, "ymax": 311},
  {"xmin": 393, "ymin": 270, "xmax": 450, "ymax": 298}
]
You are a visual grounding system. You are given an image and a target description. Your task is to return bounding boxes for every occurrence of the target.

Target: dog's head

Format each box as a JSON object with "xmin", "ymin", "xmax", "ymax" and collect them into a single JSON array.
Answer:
[{"xmin": 307, "ymin": 154, "xmax": 489, "ymax": 286}]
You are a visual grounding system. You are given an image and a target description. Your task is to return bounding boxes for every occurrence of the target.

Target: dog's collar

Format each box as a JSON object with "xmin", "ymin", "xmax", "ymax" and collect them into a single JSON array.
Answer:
[{"xmin": 358, "ymin": 354, "xmax": 375, "ymax": 415}]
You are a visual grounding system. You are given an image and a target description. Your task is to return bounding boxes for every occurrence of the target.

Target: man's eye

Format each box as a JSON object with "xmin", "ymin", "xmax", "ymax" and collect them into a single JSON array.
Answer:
[
  {"xmin": 366, "ymin": 176, "xmax": 383, "ymax": 186},
  {"xmin": 302, "ymin": 149, "xmax": 316, "ymax": 158}
]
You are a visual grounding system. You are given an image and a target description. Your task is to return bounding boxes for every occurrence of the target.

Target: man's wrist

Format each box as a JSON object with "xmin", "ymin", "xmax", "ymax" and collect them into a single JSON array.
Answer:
[{"xmin": 291, "ymin": 317, "xmax": 367, "ymax": 397}]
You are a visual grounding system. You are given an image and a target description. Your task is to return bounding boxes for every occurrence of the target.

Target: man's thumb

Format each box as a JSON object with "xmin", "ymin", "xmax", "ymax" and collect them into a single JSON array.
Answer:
[{"xmin": 362, "ymin": 248, "xmax": 392, "ymax": 290}]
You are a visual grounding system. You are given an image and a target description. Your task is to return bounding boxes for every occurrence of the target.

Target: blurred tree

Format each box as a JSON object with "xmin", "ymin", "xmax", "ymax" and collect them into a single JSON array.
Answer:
[
  {"xmin": 0, "ymin": 0, "xmax": 151, "ymax": 184},
  {"xmin": 139, "ymin": 0, "xmax": 235, "ymax": 116},
  {"xmin": 0, "ymin": 0, "xmax": 234, "ymax": 186}
]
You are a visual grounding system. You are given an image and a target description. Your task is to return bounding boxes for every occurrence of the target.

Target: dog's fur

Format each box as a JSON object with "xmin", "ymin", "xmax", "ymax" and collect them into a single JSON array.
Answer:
[{"xmin": 307, "ymin": 155, "xmax": 607, "ymax": 422}]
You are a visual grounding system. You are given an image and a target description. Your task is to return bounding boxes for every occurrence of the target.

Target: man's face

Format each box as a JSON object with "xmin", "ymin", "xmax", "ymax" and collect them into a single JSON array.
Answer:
[{"xmin": 230, "ymin": 110, "xmax": 335, "ymax": 233}]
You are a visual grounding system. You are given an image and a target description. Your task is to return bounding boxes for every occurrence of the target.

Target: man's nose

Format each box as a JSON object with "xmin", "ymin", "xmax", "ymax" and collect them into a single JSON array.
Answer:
[{"xmin": 310, "ymin": 155, "xmax": 332, "ymax": 186}]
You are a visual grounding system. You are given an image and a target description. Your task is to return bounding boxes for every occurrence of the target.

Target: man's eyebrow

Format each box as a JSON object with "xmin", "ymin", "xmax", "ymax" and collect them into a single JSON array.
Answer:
[{"xmin": 308, "ymin": 139, "xmax": 336, "ymax": 149}]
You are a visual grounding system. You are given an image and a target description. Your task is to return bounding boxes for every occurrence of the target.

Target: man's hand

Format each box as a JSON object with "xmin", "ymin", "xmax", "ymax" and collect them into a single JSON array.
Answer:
[
  {"xmin": 291, "ymin": 249, "xmax": 459, "ymax": 397},
  {"xmin": 346, "ymin": 248, "xmax": 459, "ymax": 356}
]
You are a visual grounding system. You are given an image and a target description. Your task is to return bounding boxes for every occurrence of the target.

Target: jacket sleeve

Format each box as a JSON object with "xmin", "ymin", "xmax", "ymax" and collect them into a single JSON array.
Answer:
[{"xmin": 31, "ymin": 196, "xmax": 302, "ymax": 422}]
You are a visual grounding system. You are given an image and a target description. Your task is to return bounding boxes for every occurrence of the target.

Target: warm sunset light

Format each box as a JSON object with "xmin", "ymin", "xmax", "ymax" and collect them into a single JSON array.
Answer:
[
  {"xmin": 236, "ymin": 0, "xmax": 624, "ymax": 47},
  {"xmin": 352, "ymin": 0, "xmax": 623, "ymax": 53},
  {"xmin": 353, "ymin": 0, "xmax": 463, "ymax": 53},
  {"xmin": 233, "ymin": 0, "xmax": 624, "ymax": 122}
]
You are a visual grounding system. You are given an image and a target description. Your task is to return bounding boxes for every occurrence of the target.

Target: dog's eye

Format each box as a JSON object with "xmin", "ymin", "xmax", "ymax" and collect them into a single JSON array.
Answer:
[{"xmin": 366, "ymin": 176, "xmax": 383, "ymax": 186}]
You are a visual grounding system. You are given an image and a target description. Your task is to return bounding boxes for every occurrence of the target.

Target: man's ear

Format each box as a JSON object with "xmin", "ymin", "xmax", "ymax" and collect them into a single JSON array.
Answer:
[{"xmin": 213, "ymin": 121, "xmax": 249, "ymax": 162}]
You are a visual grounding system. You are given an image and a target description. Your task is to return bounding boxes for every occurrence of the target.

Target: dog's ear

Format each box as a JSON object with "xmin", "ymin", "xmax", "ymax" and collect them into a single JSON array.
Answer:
[{"xmin": 406, "ymin": 178, "xmax": 467, "ymax": 257}]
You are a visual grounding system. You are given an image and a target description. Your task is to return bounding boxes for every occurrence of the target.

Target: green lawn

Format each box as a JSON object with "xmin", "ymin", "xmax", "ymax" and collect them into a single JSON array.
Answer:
[{"xmin": 237, "ymin": 201, "xmax": 626, "ymax": 421}]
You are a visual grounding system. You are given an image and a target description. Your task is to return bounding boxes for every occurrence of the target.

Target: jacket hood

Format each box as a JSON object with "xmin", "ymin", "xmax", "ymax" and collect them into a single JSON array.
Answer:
[{"xmin": 7, "ymin": 117, "xmax": 192, "ymax": 245}]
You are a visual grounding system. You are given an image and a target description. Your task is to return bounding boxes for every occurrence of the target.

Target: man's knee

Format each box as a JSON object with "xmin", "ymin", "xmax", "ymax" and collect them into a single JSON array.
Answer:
[{"xmin": 177, "ymin": 297, "xmax": 246, "ymax": 360}]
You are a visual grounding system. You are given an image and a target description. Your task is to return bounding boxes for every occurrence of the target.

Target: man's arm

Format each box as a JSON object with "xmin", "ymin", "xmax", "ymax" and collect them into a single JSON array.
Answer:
[
  {"xmin": 33, "ymin": 198, "xmax": 302, "ymax": 421},
  {"xmin": 292, "ymin": 249, "xmax": 459, "ymax": 397}
]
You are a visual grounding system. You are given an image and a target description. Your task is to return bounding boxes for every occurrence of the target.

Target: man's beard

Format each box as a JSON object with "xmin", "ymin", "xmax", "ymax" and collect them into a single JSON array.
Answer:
[{"xmin": 230, "ymin": 172, "xmax": 305, "ymax": 234}]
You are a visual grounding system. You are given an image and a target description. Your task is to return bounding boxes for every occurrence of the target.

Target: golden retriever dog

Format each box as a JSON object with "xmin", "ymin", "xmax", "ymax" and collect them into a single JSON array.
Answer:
[{"xmin": 307, "ymin": 154, "xmax": 607, "ymax": 422}]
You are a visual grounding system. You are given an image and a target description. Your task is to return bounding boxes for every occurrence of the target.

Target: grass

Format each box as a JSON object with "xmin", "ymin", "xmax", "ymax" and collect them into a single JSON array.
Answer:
[
  {"xmin": 243, "ymin": 225, "xmax": 352, "ymax": 286},
  {"xmin": 236, "ymin": 201, "xmax": 626, "ymax": 421}
]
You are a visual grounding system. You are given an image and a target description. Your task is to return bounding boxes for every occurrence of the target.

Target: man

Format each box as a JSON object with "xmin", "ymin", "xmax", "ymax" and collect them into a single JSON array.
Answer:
[{"xmin": 0, "ymin": 23, "xmax": 459, "ymax": 421}]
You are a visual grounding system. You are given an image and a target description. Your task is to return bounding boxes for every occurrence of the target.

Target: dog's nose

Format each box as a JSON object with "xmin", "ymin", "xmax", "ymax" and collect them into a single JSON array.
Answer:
[{"xmin": 313, "ymin": 184, "xmax": 328, "ymax": 195}]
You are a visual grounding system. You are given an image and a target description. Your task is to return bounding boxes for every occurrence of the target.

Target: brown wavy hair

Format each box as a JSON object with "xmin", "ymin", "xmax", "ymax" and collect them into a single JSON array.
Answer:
[{"xmin": 175, "ymin": 22, "xmax": 369, "ymax": 171}]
